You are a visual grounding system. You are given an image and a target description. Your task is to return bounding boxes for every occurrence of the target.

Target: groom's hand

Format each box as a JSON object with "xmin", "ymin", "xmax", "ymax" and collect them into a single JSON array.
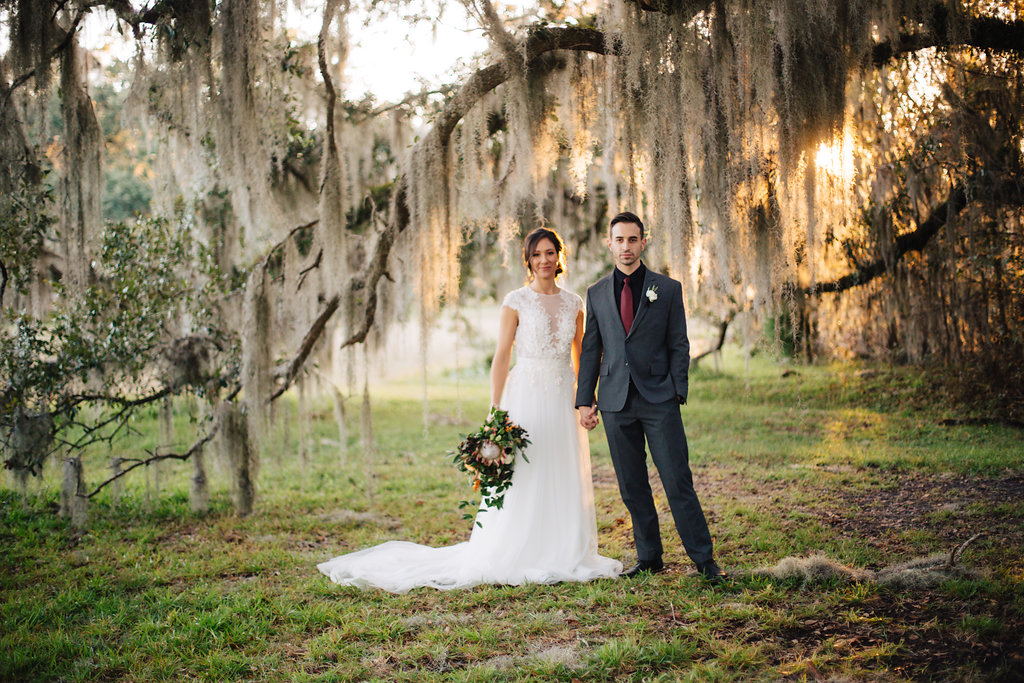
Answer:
[{"xmin": 578, "ymin": 405, "xmax": 599, "ymax": 431}]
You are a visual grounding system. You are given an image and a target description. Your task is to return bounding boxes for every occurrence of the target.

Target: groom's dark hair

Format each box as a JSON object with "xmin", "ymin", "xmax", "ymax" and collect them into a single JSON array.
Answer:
[{"xmin": 609, "ymin": 211, "xmax": 645, "ymax": 237}]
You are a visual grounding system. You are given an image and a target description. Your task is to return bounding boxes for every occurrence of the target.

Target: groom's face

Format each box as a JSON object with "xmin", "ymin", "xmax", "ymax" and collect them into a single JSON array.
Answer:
[{"xmin": 607, "ymin": 222, "xmax": 647, "ymax": 270}]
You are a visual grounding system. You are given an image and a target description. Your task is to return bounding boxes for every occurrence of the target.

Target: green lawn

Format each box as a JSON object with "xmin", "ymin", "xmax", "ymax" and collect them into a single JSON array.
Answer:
[{"xmin": 2, "ymin": 351, "xmax": 1022, "ymax": 681}]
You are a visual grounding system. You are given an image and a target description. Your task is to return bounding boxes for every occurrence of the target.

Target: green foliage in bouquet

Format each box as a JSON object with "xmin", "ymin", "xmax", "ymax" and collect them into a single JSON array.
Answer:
[{"xmin": 450, "ymin": 408, "xmax": 530, "ymax": 526}]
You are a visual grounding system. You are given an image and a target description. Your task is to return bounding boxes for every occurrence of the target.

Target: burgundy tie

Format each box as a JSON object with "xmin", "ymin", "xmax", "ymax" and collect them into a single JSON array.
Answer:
[{"xmin": 620, "ymin": 275, "xmax": 634, "ymax": 334}]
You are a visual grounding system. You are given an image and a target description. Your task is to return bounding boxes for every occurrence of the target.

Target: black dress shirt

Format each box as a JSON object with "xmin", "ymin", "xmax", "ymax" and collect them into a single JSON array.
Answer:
[{"xmin": 613, "ymin": 262, "xmax": 647, "ymax": 319}]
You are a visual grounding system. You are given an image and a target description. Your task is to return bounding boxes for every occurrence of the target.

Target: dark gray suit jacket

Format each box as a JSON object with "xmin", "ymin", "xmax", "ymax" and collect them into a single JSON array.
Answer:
[{"xmin": 575, "ymin": 267, "xmax": 690, "ymax": 412}]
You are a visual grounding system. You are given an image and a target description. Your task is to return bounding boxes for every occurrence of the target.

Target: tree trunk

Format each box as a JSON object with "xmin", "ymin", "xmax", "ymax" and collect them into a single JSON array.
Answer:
[
  {"xmin": 330, "ymin": 383, "xmax": 348, "ymax": 467},
  {"xmin": 190, "ymin": 447, "xmax": 209, "ymax": 514},
  {"xmin": 155, "ymin": 397, "xmax": 175, "ymax": 503},
  {"xmin": 217, "ymin": 401, "xmax": 256, "ymax": 516},
  {"xmin": 190, "ymin": 398, "xmax": 209, "ymax": 513},
  {"xmin": 361, "ymin": 378, "xmax": 375, "ymax": 501},
  {"xmin": 297, "ymin": 374, "xmax": 312, "ymax": 473},
  {"xmin": 360, "ymin": 379, "xmax": 374, "ymax": 454},
  {"xmin": 59, "ymin": 457, "xmax": 88, "ymax": 530}
]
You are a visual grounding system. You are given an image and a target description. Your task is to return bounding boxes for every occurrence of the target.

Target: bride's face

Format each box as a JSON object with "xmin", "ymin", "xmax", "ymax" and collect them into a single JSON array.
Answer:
[{"xmin": 529, "ymin": 238, "xmax": 559, "ymax": 280}]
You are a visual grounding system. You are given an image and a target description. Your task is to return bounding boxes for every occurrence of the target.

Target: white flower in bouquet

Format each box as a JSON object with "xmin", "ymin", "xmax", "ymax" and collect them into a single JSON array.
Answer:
[
  {"xmin": 477, "ymin": 441, "xmax": 502, "ymax": 463},
  {"xmin": 646, "ymin": 285, "xmax": 659, "ymax": 302}
]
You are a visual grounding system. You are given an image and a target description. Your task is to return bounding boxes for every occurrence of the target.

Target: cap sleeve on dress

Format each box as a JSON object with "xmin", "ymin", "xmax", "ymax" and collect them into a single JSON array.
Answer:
[
  {"xmin": 570, "ymin": 290, "xmax": 584, "ymax": 314},
  {"xmin": 501, "ymin": 288, "xmax": 524, "ymax": 312}
]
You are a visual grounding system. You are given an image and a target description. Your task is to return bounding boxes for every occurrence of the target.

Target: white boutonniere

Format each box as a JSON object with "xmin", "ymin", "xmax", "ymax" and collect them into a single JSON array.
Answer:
[{"xmin": 645, "ymin": 285, "xmax": 659, "ymax": 302}]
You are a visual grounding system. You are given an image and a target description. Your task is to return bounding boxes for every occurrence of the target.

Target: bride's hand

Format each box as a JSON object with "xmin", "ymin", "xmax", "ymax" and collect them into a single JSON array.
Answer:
[{"xmin": 578, "ymin": 405, "xmax": 599, "ymax": 431}]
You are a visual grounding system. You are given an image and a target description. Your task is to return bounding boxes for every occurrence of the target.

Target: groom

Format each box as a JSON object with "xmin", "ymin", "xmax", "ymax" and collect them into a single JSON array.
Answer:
[{"xmin": 576, "ymin": 211, "xmax": 725, "ymax": 583}]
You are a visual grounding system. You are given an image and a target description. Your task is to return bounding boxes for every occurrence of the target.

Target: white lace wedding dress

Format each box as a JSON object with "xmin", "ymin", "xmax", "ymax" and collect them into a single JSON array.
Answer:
[{"xmin": 317, "ymin": 286, "xmax": 622, "ymax": 592}]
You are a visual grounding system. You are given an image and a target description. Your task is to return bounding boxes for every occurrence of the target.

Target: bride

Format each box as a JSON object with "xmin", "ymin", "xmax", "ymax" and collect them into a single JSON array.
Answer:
[{"xmin": 317, "ymin": 227, "xmax": 622, "ymax": 592}]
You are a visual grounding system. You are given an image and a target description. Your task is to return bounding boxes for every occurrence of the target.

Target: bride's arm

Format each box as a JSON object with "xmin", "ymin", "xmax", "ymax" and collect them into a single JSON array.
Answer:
[
  {"xmin": 571, "ymin": 308, "xmax": 585, "ymax": 376},
  {"xmin": 490, "ymin": 305, "xmax": 518, "ymax": 407}
]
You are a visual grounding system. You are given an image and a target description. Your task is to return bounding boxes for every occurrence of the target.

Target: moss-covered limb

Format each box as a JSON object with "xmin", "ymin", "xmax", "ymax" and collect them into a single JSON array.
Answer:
[
  {"xmin": 269, "ymin": 293, "xmax": 341, "ymax": 401},
  {"xmin": 430, "ymin": 25, "xmax": 613, "ymax": 147},
  {"xmin": 467, "ymin": 0, "xmax": 520, "ymax": 64},
  {"xmin": 317, "ymin": 0, "xmax": 343, "ymax": 171},
  {"xmin": 351, "ymin": 86, "xmax": 457, "ymax": 125},
  {"xmin": 690, "ymin": 311, "xmax": 735, "ymax": 369},
  {"xmin": 804, "ymin": 187, "xmax": 967, "ymax": 297},
  {"xmin": 0, "ymin": 7, "xmax": 83, "ymax": 103},
  {"xmin": 626, "ymin": 0, "xmax": 714, "ymax": 17},
  {"xmin": 101, "ymin": 0, "xmax": 193, "ymax": 30},
  {"xmin": 334, "ymin": 176, "xmax": 408, "ymax": 351},
  {"xmin": 871, "ymin": 11, "xmax": 1024, "ymax": 66},
  {"xmin": 265, "ymin": 220, "xmax": 320, "ymax": 263},
  {"xmin": 268, "ymin": 25, "xmax": 617, "ymax": 398},
  {"xmin": 803, "ymin": 177, "xmax": 1022, "ymax": 297},
  {"xmin": 624, "ymin": 0, "xmax": 1024, "ymax": 65}
]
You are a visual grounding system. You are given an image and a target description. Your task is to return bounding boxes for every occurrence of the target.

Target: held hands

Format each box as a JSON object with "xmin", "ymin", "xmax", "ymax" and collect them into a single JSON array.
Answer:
[{"xmin": 578, "ymin": 405, "xmax": 600, "ymax": 431}]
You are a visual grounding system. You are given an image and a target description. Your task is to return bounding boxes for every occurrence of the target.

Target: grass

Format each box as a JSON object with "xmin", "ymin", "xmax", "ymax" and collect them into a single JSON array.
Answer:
[{"xmin": 2, "ymin": 350, "xmax": 1022, "ymax": 681}]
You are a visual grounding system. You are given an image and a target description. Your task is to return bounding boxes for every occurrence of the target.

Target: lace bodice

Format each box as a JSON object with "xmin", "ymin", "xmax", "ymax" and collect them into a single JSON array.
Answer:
[{"xmin": 501, "ymin": 286, "xmax": 582, "ymax": 364}]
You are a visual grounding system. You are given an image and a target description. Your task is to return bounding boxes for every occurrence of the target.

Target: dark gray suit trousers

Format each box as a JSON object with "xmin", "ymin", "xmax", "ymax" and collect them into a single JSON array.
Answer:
[{"xmin": 601, "ymin": 383, "xmax": 713, "ymax": 565}]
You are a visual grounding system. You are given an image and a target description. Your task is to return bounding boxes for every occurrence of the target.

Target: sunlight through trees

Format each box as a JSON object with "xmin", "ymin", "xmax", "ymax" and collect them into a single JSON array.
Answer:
[{"xmin": 2, "ymin": 0, "xmax": 1022, "ymax": 518}]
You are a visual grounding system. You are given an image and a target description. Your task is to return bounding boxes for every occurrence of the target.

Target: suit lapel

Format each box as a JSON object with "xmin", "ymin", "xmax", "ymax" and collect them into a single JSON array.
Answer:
[{"xmin": 600, "ymin": 275, "xmax": 620, "ymax": 333}]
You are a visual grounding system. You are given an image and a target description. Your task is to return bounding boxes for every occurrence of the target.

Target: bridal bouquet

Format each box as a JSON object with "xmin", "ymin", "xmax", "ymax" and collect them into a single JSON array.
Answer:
[{"xmin": 451, "ymin": 408, "xmax": 530, "ymax": 523}]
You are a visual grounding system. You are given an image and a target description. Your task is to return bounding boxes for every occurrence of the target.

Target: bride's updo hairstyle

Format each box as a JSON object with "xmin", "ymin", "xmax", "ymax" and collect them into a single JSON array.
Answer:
[{"xmin": 523, "ymin": 227, "xmax": 567, "ymax": 280}]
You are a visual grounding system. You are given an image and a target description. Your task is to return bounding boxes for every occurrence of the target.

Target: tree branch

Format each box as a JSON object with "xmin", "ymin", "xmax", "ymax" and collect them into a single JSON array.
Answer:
[
  {"xmin": 626, "ymin": 0, "xmax": 714, "ymax": 17},
  {"xmin": 624, "ymin": 0, "xmax": 1024, "ymax": 64},
  {"xmin": 0, "ymin": 9, "xmax": 84, "ymax": 105},
  {"xmin": 318, "ymin": 0, "xmax": 344, "ymax": 154},
  {"xmin": 805, "ymin": 184, "xmax": 968, "ymax": 296},
  {"xmin": 871, "ymin": 14, "xmax": 1024, "ymax": 66},
  {"xmin": 352, "ymin": 86, "xmax": 457, "ymax": 124},
  {"xmin": 267, "ymin": 219, "xmax": 319, "ymax": 261},
  {"xmin": 0, "ymin": 257, "xmax": 7, "ymax": 307},
  {"xmin": 947, "ymin": 532, "xmax": 985, "ymax": 567},
  {"xmin": 68, "ymin": 386, "xmax": 175, "ymax": 409},
  {"xmin": 805, "ymin": 175, "xmax": 1024, "ymax": 297},
  {"xmin": 268, "ymin": 25, "xmax": 618, "ymax": 398},
  {"xmin": 100, "ymin": 0, "xmax": 179, "ymax": 29},
  {"xmin": 270, "ymin": 293, "xmax": 340, "ymax": 401},
  {"xmin": 295, "ymin": 248, "xmax": 322, "ymax": 291},
  {"xmin": 690, "ymin": 310, "xmax": 735, "ymax": 369},
  {"xmin": 83, "ymin": 412, "xmax": 222, "ymax": 498}
]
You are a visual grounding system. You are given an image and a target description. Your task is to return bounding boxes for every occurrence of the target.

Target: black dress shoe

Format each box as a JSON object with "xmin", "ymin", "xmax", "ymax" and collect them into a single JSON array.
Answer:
[
  {"xmin": 696, "ymin": 560, "xmax": 727, "ymax": 584},
  {"xmin": 622, "ymin": 559, "xmax": 665, "ymax": 578}
]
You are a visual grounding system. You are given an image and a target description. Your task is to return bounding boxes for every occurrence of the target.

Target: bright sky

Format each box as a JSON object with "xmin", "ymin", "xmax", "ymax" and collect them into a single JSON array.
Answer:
[
  {"xmin": 76, "ymin": 3, "xmax": 493, "ymax": 103},
  {"xmin": 320, "ymin": 6, "xmax": 493, "ymax": 102},
  {"xmin": 350, "ymin": 20, "xmax": 488, "ymax": 101}
]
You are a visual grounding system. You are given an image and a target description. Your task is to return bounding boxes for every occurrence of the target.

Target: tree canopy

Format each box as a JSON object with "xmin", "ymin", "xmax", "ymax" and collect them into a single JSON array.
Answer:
[{"xmin": 2, "ymin": 0, "xmax": 1022, "ymax": 513}]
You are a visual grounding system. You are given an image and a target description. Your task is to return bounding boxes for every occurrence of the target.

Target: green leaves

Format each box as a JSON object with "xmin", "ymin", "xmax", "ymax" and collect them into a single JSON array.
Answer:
[
  {"xmin": 1, "ymin": 215, "xmax": 242, "ymax": 476},
  {"xmin": 0, "ymin": 167, "xmax": 55, "ymax": 303}
]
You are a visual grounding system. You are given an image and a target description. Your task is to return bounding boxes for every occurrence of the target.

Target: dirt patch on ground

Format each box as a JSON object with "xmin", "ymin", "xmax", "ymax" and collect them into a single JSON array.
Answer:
[
  {"xmin": 594, "ymin": 460, "xmax": 1024, "ymax": 678},
  {"xmin": 824, "ymin": 473, "xmax": 1024, "ymax": 550},
  {"xmin": 693, "ymin": 465, "xmax": 1024, "ymax": 556},
  {"xmin": 765, "ymin": 594, "xmax": 1022, "ymax": 680},
  {"xmin": 644, "ymin": 591, "xmax": 1023, "ymax": 680},
  {"xmin": 694, "ymin": 467, "xmax": 1024, "ymax": 679}
]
